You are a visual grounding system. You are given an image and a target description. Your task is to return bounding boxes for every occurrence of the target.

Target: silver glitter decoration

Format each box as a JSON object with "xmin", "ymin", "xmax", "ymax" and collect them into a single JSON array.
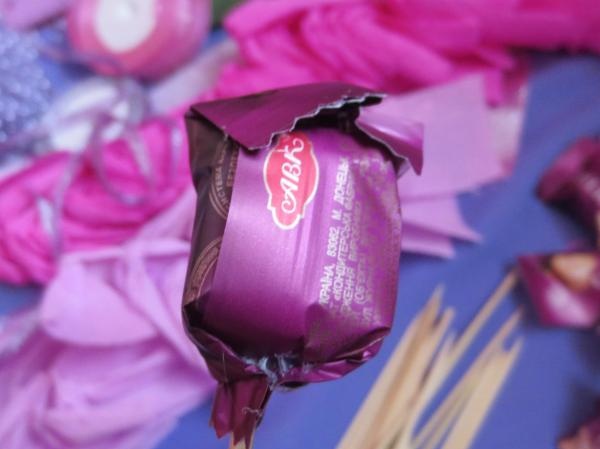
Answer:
[{"xmin": 0, "ymin": 27, "xmax": 51, "ymax": 146}]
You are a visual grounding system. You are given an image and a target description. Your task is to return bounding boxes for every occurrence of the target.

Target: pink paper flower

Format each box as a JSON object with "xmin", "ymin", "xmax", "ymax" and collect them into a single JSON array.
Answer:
[
  {"xmin": 0, "ymin": 116, "xmax": 190, "ymax": 285},
  {"xmin": 212, "ymin": 0, "xmax": 599, "ymax": 99},
  {"xmin": 0, "ymin": 236, "xmax": 213, "ymax": 449}
]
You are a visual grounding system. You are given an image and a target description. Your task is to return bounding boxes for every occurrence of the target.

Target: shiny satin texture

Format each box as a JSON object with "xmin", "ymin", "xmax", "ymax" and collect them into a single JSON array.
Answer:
[{"xmin": 182, "ymin": 83, "xmax": 423, "ymax": 444}]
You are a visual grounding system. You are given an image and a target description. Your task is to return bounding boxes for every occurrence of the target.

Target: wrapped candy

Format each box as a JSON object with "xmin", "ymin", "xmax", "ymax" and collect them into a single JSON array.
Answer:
[
  {"xmin": 538, "ymin": 137, "xmax": 600, "ymax": 239},
  {"xmin": 519, "ymin": 252, "xmax": 600, "ymax": 328},
  {"xmin": 182, "ymin": 83, "xmax": 423, "ymax": 444},
  {"xmin": 560, "ymin": 409, "xmax": 600, "ymax": 449}
]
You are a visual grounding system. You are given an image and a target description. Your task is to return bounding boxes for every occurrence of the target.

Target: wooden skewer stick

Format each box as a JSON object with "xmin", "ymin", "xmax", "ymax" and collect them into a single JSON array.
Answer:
[
  {"xmin": 381, "ymin": 286, "xmax": 446, "ymax": 417},
  {"xmin": 229, "ymin": 433, "xmax": 254, "ymax": 449},
  {"xmin": 448, "ymin": 271, "xmax": 517, "ymax": 367},
  {"xmin": 412, "ymin": 308, "xmax": 523, "ymax": 449},
  {"xmin": 374, "ymin": 303, "xmax": 452, "ymax": 446},
  {"xmin": 417, "ymin": 337, "xmax": 520, "ymax": 449},
  {"xmin": 417, "ymin": 344, "xmax": 515, "ymax": 449},
  {"xmin": 392, "ymin": 335, "xmax": 460, "ymax": 449},
  {"xmin": 439, "ymin": 339, "xmax": 523, "ymax": 449},
  {"xmin": 420, "ymin": 378, "xmax": 475, "ymax": 449},
  {"xmin": 336, "ymin": 287, "xmax": 445, "ymax": 449},
  {"xmin": 375, "ymin": 307, "xmax": 455, "ymax": 449},
  {"xmin": 396, "ymin": 274, "xmax": 519, "ymax": 449},
  {"xmin": 338, "ymin": 273, "xmax": 521, "ymax": 449}
]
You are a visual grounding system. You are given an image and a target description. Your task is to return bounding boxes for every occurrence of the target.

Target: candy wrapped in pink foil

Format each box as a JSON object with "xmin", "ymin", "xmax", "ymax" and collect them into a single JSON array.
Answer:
[
  {"xmin": 182, "ymin": 83, "xmax": 423, "ymax": 443},
  {"xmin": 538, "ymin": 137, "xmax": 600, "ymax": 239},
  {"xmin": 560, "ymin": 408, "xmax": 600, "ymax": 449},
  {"xmin": 519, "ymin": 252, "xmax": 600, "ymax": 328}
]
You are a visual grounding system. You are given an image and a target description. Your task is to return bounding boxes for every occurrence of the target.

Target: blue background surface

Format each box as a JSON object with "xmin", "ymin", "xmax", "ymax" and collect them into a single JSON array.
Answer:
[{"xmin": 2, "ymin": 52, "xmax": 600, "ymax": 449}]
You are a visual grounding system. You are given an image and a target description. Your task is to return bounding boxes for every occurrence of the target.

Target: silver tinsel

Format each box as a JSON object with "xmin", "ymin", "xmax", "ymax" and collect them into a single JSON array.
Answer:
[{"xmin": 0, "ymin": 26, "xmax": 51, "ymax": 146}]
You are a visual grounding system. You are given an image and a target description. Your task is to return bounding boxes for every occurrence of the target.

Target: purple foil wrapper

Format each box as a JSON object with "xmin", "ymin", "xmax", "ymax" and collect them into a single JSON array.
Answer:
[
  {"xmin": 182, "ymin": 83, "xmax": 423, "ymax": 444},
  {"xmin": 538, "ymin": 137, "xmax": 600, "ymax": 238},
  {"xmin": 560, "ymin": 408, "xmax": 600, "ymax": 449},
  {"xmin": 519, "ymin": 252, "xmax": 600, "ymax": 328}
]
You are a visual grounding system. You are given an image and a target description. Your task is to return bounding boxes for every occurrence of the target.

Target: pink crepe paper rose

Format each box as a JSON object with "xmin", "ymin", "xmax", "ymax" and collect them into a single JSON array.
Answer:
[
  {"xmin": 0, "ymin": 39, "xmax": 240, "ymax": 286},
  {"xmin": 0, "ymin": 115, "xmax": 190, "ymax": 285},
  {"xmin": 212, "ymin": 0, "xmax": 598, "ymax": 100},
  {"xmin": 0, "ymin": 237, "xmax": 213, "ymax": 449}
]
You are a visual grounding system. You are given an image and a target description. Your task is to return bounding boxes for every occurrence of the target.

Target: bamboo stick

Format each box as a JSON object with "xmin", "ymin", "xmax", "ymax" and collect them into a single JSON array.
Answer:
[
  {"xmin": 229, "ymin": 433, "xmax": 254, "ymax": 449},
  {"xmin": 336, "ymin": 288, "xmax": 445, "ymax": 449},
  {"xmin": 393, "ymin": 274, "xmax": 518, "ymax": 449},
  {"xmin": 447, "ymin": 271, "xmax": 517, "ymax": 367},
  {"xmin": 420, "ymin": 378, "xmax": 475, "ymax": 449},
  {"xmin": 439, "ymin": 340, "xmax": 523, "ymax": 449},
  {"xmin": 337, "ymin": 273, "xmax": 521, "ymax": 449},
  {"xmin": 392, "ymin": 336, "xmax": 459, "ymax": 449},
  {"xmin": 374, "ymin": 308, "xmax": 454, "ymax": 449},
  {"xmin": 411, "ymin": 308, "xmax": 522, "ymax": 449}
]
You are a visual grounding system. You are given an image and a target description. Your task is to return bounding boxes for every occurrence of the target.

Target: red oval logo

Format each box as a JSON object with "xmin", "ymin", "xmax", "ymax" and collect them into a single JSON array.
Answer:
[{"xmin": 263, "ymin": 131, "xmax": 319, "ymax": 230}]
